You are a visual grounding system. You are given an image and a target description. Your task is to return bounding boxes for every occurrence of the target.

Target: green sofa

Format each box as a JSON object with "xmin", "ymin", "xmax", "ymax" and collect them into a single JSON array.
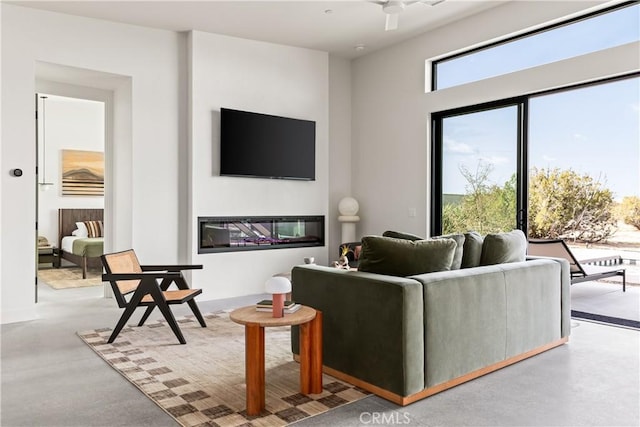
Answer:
[{"xmin": 291, "ymin": 235, "xmax": 571, "ymax": 405}]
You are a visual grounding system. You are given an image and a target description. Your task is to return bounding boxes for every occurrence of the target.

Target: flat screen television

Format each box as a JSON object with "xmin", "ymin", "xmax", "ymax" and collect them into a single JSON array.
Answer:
[{"xmin": 220, "ymin": 108, "xmax": 316, "ymax": 181}]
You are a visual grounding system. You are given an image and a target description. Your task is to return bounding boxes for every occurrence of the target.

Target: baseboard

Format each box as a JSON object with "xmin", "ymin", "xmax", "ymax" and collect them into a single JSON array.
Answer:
[{"xmin": 297, "ymin": 337, "xmax": 569, "ymax": 406}]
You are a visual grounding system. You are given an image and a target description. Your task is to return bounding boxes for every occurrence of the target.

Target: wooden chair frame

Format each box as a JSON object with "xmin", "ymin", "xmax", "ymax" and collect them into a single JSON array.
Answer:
[{"xmin": 101, "ymin": 249, "xmax": 207, "ymax": 344}]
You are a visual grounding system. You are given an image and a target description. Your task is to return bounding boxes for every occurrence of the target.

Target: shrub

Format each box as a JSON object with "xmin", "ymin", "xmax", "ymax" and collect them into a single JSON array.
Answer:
[
  {"xmin": 443, "ymin": 165, "xmax": 617, "ymax": 243},
  {"xmin": 619, "ymin": 196, "xmax": 640, "ymax": 230},
  {"xmin": 528, "ymin": 168, "xmax": 616, "ymax": 242}
]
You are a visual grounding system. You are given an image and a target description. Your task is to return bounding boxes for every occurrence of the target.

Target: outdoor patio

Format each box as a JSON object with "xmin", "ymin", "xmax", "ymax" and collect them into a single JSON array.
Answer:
[
  {"xmin": 571, "ymin": 280, "xmax": 640, "ymax": 325},
  {"xmin": 568, "ymin": 230, "xmax": 639, "ymax": 327}
]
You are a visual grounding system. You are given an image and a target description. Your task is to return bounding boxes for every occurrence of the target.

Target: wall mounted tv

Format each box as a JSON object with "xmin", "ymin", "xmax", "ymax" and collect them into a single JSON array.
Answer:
[{"xmin": 220, "ymin": 108, "xmax": 316, "ymax": 181}]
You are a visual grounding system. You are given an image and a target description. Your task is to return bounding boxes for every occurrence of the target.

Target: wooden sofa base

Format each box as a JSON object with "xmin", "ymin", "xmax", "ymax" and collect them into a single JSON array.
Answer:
[{"xmin": 296, "ymin": 337, "xmax": 568, "ymax": 406}]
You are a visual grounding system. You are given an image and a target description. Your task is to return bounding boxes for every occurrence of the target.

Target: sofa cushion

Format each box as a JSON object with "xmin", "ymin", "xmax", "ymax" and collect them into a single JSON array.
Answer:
[
  {"xmin": 480, "ymin": 230, "xmax": 527, "ymax": 266},
  {"xmin": 382, "ymin": 230, "xmax": 424, "ymax": 241},
  {"xmin": 359, "ymin": 236, "xmax": 456, "ymax": 277},
  {"xmin": 461, "ymin": 231, "xmax": 484, "ymax": 268},
  {"xmin": 432, "ymin": 233, "xmax": 464, "ymax": 270}
]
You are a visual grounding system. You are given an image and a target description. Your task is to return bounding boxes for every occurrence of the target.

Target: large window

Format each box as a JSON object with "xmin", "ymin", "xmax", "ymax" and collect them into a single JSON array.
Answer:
[
  {"xmin": 431, "ymin": 75, "xmax": 639, "ymax": 236},
  {"xmin": 432, "ymin": 2, "xmax": 639, "ymax": 90}
]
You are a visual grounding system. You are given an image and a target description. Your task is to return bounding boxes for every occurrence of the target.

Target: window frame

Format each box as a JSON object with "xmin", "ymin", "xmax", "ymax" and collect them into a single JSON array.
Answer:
[{"xmin": 431, "ymin": 1, "xmax": 639, "ymax": 91}]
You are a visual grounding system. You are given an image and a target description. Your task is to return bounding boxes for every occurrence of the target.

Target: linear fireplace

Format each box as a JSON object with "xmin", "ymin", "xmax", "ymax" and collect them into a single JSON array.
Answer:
[{"xmin": 198, "ymin": 216, "xmax": 325, "ymax": 253}]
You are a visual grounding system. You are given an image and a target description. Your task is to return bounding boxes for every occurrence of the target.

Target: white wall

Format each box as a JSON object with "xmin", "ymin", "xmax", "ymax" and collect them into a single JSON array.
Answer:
[
  {"xmin": 328, "ymin": 56, "xmax": 353, "ymax": 255},
  {"xmin": 1, "ymin": 5, "xmax": 335, "ymax": 323},
  {"xmin": 36, "ymin": 94, "xmax": 105, "ymax": 245},
  {"xmin": 1, "ymin": 4, "xmax": 185, "ymax": 323},
  {"xmin": 188, "ymin": 31, "xmax": 329, "ymax": 300},
  {"xmin": 351, "ymin": 0, "xmax": 639, "ymax": 238}
]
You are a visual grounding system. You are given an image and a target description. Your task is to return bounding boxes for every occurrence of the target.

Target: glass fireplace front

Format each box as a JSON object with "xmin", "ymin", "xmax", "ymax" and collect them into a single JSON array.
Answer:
[{"xmin": 198, "ymin": 216, "xmax": 325, "ymax": 253}]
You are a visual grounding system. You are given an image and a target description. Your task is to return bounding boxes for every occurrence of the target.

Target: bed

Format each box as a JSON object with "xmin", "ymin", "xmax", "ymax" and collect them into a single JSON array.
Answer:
[{"xmin": 57, "ymin": 208, "xmax": 104, "ymax": 279}]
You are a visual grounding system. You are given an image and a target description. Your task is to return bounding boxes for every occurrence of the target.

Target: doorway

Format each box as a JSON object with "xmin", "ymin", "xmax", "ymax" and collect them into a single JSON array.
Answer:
[
  {"xmin": 29, "ymin": 61, "xmax": 133, "ymax": 317},
  {"xmin": 35, "ymin": 93, "xmax": 106, "ymax": 303}
]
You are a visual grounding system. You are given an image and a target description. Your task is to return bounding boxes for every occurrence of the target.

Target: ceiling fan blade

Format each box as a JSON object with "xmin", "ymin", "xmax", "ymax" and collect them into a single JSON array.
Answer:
[{"xmin": 385, "ymin": 13, "xmax": 399, "ymax": 31}]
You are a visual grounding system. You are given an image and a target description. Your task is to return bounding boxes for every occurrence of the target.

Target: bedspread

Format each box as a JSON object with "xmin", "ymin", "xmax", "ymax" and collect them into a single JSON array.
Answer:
[{"xmin": 71, "ymin": 238, "xmax": 104, "ymax": 258}]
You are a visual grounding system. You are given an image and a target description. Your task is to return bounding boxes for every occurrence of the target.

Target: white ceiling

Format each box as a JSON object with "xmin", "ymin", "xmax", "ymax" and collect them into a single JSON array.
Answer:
[{"xmin": 10, "ymin": 0, "xmax": 509, "ymax": 58}]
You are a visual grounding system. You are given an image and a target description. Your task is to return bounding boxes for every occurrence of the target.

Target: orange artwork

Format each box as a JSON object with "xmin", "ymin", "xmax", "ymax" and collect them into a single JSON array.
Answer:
[{"xmin": 61, "ymin": 149, "xmax": 104, "ymax": 196}]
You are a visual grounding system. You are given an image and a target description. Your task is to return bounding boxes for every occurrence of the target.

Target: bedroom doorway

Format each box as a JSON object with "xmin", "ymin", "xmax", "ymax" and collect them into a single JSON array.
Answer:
[{"xmin": 35, "ymin": 92, "xmax": 106, "ymax": 303}]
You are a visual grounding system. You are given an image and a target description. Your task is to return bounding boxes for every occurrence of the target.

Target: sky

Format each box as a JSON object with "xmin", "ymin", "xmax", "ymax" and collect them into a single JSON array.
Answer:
[{"xmin": 441, "ymin": 4, "xmax": 640, "ymax": 201}]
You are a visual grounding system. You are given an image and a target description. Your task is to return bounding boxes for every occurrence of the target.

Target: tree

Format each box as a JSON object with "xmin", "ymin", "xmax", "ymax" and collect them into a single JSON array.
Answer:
[
  {"xmin": 442, "ymin": 161, "xmax": 516, "ymax": 234},
  {"xmin": 528, "ymin": 168, "xmax": 616, "ymax": 242}
]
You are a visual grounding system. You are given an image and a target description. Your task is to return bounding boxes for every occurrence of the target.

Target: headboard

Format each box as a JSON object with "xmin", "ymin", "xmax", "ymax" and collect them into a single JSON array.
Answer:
[{"xmin": 58, "ymin": 208, "xmax": 104, "ymax": 248}]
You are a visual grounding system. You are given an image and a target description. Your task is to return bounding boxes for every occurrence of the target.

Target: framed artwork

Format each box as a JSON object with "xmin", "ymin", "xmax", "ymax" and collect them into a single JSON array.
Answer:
[{"xmin": 61, "ymin": 149, "xmax": 104, "ymax": 196}]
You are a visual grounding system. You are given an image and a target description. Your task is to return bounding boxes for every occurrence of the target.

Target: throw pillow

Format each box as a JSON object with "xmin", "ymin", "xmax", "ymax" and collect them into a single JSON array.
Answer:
[
  {"xmin": 480, "ymin": 229, "xmax": 527, "ymax": 266},
  {"xmin": 383, "ymin": 230, "xmax": 464, "ymax": 270},
  {"xmin": 382, "ymin": 230, "xmax": 424, "ymax": 241},
  {"xmin": 461, "ymin": 231, "xmax": 484, "ymax": 268},
  {"xmin": 84, "ymin": 220, "xmax": 104, "ymax": 238},
  {"xmin": 74, "ymin": 221, "xmax": 89, "ymax": 238},
  {"xmin": 432, "ymin": 233, "xmax": 465, "ymax": 270},
  {"xmin": 358, "ymin": 235, "xmax": 456, "ymax": 277}
]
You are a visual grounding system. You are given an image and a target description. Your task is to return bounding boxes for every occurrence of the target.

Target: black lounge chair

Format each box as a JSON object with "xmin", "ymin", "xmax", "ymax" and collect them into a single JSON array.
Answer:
[
  {"xmin": 527, "ymin": 239, "xmax": 626, "ymax": 292},
  {"xmin": 101, "ymin": 249, "xmax": 207, "ymax": 344}
]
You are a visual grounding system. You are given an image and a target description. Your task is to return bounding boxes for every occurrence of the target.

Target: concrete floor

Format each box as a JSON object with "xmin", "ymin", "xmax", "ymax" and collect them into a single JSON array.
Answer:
[
  {"xmin": 1, "ymin": 281, "xmax": 639, "ymax": 427},
  {"xmin": 571, "ymin": 281, "xmax": 640, "ymax": 322}
]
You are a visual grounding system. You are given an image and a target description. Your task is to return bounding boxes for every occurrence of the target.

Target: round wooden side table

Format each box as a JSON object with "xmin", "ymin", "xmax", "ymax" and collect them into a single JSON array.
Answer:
[{"xmin": 230, "ymin": 305, "xmax": 323, "ymax": 415}]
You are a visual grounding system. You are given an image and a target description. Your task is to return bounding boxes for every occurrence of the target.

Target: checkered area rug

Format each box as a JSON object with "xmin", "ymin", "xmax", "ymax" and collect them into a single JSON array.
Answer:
[{"xmin": 78, "ymin": 312, "xmax": 369, "ymax": 427}]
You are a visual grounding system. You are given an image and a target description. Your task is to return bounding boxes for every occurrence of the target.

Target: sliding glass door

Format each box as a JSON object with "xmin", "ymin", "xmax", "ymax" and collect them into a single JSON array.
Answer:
[
  {"xmin": 431, "ymin": 75, "xmax": 638, "ymax": 238},
  {"xmin": 528, "ymin": 77, "xmax": 639, "ymax": 242},
  {"xmin": 432, "ymin": 101, "xmax": 525, "ymax": 235}
]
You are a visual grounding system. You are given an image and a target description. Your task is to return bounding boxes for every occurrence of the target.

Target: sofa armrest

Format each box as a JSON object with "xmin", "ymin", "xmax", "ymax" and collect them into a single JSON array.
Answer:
[
  {"xmin": 291, "ymin": 265, "xmax": 425, "ymax": 397},
  {"xmin": 527, "ymin": 256, "xmax": 571, "ymax": 337}
]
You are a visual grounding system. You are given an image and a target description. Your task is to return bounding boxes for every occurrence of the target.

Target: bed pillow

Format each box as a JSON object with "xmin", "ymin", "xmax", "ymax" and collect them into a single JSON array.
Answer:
[
  {"xmin": 480, "ymin": 230, "xmax": 527, "ymax": 266},
  {"xmin": 358, "ymin": 235, "xmax": 456, "ymax": 277},
  {"xmin": 74, "ymin": 222, "xmax": 89, "ymax": 238},
  {"xmin": 84, "ymin": 220, "xmax": 104, "ymax": 238}
]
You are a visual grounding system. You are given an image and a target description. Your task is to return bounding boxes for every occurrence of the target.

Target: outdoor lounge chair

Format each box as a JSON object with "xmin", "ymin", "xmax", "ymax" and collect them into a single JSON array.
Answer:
[{"xmin": 527, "ymin": 239, "xmax": 626, "ymax": 292}]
